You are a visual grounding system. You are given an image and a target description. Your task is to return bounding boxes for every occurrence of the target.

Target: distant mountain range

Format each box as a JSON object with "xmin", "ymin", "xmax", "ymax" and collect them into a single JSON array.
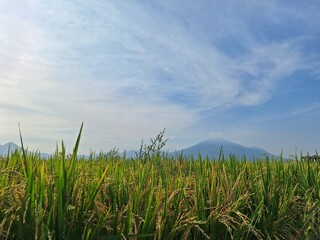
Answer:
[
  {"xmin": 127, "ymin": 138, "xmax": 274, "ymax": 160},
  {"xmin": 170, "ymin": 138, "xmax": 274, "ymax": 160},
  {"xmin": 0, "ymin": 142, "xmax": 51, "ymax": 158},
  {"xmin": 0, "ymin": 142, "xmax": 20, "ymax": 155},
  {"xmin": 1, "ymin": 138, "xmax": 274, "ymax": 160}
]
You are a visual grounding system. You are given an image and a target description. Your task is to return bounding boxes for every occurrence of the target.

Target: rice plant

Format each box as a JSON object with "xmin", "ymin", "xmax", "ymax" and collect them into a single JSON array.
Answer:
[{"xmin": 0, "ymin": 126, "xmax": 319, "ymax": 239}]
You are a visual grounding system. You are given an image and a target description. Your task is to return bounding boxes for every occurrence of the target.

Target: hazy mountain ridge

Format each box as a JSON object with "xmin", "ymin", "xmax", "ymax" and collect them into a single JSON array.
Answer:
[
  {"xmin": 0, "ymin": 142, "xmax": 52, "ymax": 158},
  {"xmin": 1, "ymin": 138, "xmax": 274, "ymax": 160},
  {"xmin": 171, "ymin": 138, "xmax": 274, "ymax": 160},
  {"xmin": 0, "ymin": 142, "xmax": 20, "ymax": 155}
]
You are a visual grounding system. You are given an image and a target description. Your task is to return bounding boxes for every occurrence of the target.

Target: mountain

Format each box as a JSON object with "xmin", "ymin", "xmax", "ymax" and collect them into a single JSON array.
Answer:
[
  {"xmin": 0, "ymin": 142, "xmax": 52, "ymax": 158},
  {"xmin": 1, "ymin": 139, "xmax": 274, "ymax": 160},
  {"xmin": 0, "ymin": 142, "xmax": 21, "ymax": 155},
  {"xmin": 171, "ymin": 138, "xmax": 274, "ymax": 160}
]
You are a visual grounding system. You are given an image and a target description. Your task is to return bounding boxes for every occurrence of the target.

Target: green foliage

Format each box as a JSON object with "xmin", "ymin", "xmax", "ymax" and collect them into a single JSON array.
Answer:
[
  {"xmin": 0, "ymin": 127, "xmax": 319, "ymax": 239},
  {"xmin": 136, "ymin": 129, "xmax": 168, "ymax": 162}
]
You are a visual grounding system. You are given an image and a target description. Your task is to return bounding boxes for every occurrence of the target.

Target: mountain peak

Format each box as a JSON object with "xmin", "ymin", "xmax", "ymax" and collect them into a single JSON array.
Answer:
[
  {"xmin": 3, "ymin": 142, "xmax": 19, "ymax": 147},
  {"xmin": 0, "ymin": 142, "xmax": 20, "ymax": 155},
  {"xmin": 173, "ymin": 138, "xmax": 273, "ymax": 160}
]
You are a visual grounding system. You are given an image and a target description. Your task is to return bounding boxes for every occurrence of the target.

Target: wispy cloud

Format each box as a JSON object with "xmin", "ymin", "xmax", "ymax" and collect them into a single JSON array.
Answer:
[
  {"xmin": 0, "ymin": 0, "xmax": 319, "ymax": 154},
  {"xmin": 291, "ymin": 102, "xmax": 320, "ymax": 117}
]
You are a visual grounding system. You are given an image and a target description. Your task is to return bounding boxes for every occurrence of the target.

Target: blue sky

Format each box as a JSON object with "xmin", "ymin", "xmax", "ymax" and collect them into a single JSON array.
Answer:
[{"xmin": 0, "ymin": 0, "xmax": 319, "ymax": 156}]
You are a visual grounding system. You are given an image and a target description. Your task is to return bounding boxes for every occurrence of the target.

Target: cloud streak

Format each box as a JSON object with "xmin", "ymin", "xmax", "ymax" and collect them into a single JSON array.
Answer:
[{"xmin": 0, "ymin": 0, "xmax": 319, "ymax": 154}]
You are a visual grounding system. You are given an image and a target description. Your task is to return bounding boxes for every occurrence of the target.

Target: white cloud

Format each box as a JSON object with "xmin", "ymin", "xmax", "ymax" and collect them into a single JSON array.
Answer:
[
  {"xmin": 232, "ymin": 42, "xmax": 307, "ymax": 106},
  {"xmin": 291, "ymin": 102, "xmax": 320, "ymax": 117},
  {"xmin": 0, "ymin": 0, "xmax": 319, "ymax": 153}
]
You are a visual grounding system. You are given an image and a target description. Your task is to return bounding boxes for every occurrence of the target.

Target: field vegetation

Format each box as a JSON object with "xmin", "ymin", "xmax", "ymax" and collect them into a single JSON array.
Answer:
[{"xmin": 0, "ymin": 125, "xmax": 319, "ymax": 239}]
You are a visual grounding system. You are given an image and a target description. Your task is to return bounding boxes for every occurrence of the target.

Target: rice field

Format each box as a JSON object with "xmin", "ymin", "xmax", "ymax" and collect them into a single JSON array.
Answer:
[{"xmin": 0, "ymin": 126, "xmax": 319, "ymax": 239}]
